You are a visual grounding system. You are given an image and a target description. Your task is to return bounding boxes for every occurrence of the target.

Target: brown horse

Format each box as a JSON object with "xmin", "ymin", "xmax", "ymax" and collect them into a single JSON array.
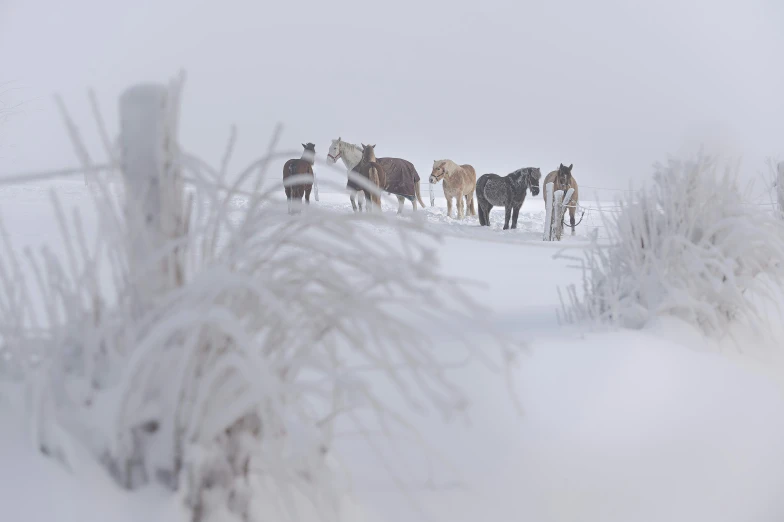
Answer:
[
  {"xmin": 356, "ymin": 144, "xmax": 386, "ymax": 211},
  {"xmin": 542, "ymin": 163, "xmax": 581, "ymax": 234},
  {"xmin": 429, "ymin": 159, "xmax": 477, "ymax": 219},
  {"xmin": 282, "ymin": 143, "xmax": 316, "ymax": 213}
]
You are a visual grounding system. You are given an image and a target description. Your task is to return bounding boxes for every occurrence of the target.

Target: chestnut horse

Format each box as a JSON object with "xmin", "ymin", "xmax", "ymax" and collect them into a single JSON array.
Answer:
[
  {"xmin": 283, "ymin": 142, "xmax": 316, "ymax": 213},
  {"xmin": 356, "ymin": 144, "xmax": 386, "ymax": 211}
]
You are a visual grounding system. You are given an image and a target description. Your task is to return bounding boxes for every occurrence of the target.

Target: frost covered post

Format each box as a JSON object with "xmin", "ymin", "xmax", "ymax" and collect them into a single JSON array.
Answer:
[
  {"xmin": 552, "ymin": 190, "xmax": 565, "ymax": 240},
  {"xmin": 543, "ymin": 181, "xmax": 554, "ymax": 241},
  {"xmin": 543, "ymin": 183, "xmax": 574, "ymax": 241},
  {"xmin": 777, "ymin": 161, "xmax": 784, "ymax": 218},
  {"xmin": 556, "ymin": 187, "xmax": 575, "ymax": 241},
  {"xmin": 430, "ymin": 182, "xmax": 435, "ymax": 207},
  {"xmin": 118, "ymin": 78, "xmax": 187, "ymax": 310}
]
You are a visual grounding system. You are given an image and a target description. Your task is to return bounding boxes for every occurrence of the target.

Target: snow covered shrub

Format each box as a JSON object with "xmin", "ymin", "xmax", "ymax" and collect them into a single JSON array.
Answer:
[
  {"xmin": 559, "ymin": 154, "xmax": 784, "ymax": 338},
  {"xmin": 0, "ymin": 78, "xmax": 520, "ymax": 522}
]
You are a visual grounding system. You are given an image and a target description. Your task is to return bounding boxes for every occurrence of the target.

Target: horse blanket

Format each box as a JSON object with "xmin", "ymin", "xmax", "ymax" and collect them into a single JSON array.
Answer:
[{"xmin": 346, "ymin": 157, "xmax": 420, "ymax": 199}]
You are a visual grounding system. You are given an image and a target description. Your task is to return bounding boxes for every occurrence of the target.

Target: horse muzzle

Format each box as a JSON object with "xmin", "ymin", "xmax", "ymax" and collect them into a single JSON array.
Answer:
[
  {"xmin": 429, "ymin": 176, "xmax": 439, "ymax": 184},
  {"xmin": 327, "ymin": 153, "xmax": 340, "ymax": 163},
  {"xmin": 531, "ymin": 187, "xmax": 540, "ymax": 196}
]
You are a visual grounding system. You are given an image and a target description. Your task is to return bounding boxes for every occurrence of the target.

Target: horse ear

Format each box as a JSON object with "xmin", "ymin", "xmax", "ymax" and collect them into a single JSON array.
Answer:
[
  {"xmin": 559, "ymin": 163, "xmax": 564, "ymax": 170},
  {"xmin": 371, "ymin": 144, "xmax": 376, "ymax": 149},
  {"xmin": 302, "ymin": 143, "xmax": 306, "ymax": 148},
  {"xmin": 361, "ymin": 143, "xmax": 366, "ymax": 148},
  {"xmin": 568, "ymin": 164, "xmax": 573, "ymax": 172}
]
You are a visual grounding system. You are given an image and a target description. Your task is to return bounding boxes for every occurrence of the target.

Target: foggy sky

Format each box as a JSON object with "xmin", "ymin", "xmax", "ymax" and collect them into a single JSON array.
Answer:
[{"xmin": 1, "ymin": 0, "xmax": 782, "ymax": 193}]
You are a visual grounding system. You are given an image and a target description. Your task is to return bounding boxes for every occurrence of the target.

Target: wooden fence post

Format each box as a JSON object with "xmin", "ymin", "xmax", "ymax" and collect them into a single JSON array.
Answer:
[
  {"xmin": 558, "ymin": 187, "xmax": 575, "ymax": 240},
  {"xmin": 777, "ymin": 161, "xmax": 784, "ymax": 218},
  {"xmin": 118, "ymin": 77, "xmax": 187, "ymax": 313},
  {"xmin": 552, "ymin": 190, "xmax": 565, "ymax": 240},
  {"xmin": 543, "ymin": 182, "xmax": 554, "ymax": 241}
]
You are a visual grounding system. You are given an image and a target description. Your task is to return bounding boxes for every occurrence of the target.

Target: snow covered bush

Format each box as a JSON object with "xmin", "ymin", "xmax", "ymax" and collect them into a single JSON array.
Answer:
[
  {"xmin": 0, "ymin": 77, "xmax": 520, "ymax": 522},
  {"xmin": 559, "ymin": 153, "xmax": 784, "ymax": 339}
]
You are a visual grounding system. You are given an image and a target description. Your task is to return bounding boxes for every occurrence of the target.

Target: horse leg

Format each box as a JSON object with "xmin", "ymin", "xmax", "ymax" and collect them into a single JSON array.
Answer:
[
  {"xmin": 570, "ymin": 206, "xmax": 576, "ymax": 235},
  {"xmin": 477, "ymin": 201, "xmax": 487, "ymax": 226},
  {"xmin": 465, "ymin": 194, "xmax": 474, "ymax": 217},
  {"xmin": 305, "ymin": 185, "xmax": 311, "ymax": 204},
  {"xmin": 511, "ymin": 204, "xmax": 521, "ymax": 229},
  {"xmin": 503, "ymin": 205, "xmax": 512, "ymax": 230},
  {"xmin": 411, "ymin": 195, "xmax": 418, "ymax": 212},
  {"xmin": 457, "ymin": 194, "xmax": 465, "ymax": 219},
  {"xmin": 396, "ymin": 195, "xmax": 405, "ymax": 215},
  {"xmin": 350, "ymin": 191, "xmax": 358, "ymax": 212},
  {"xmin": 446, "ymin": 196, "xmax": 453, "ymax": 218}
]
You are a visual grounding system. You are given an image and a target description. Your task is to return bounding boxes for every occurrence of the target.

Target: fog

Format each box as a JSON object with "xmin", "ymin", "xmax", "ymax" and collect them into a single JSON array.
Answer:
[{"xmin": 1, "ymin": 0, "xmax": 782, "ymax": 191}]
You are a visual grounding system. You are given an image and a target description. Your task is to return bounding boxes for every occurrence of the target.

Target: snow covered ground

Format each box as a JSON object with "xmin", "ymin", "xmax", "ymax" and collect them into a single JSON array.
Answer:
[{"xmin": 3, "ymin": 178, "xmax": 784, "ymax": 522}]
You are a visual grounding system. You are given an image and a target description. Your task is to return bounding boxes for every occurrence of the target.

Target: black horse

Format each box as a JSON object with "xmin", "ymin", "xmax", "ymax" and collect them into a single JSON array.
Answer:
[{"xmin": 476, "ymin": 167, "xmax": 541, "ymax": 229}]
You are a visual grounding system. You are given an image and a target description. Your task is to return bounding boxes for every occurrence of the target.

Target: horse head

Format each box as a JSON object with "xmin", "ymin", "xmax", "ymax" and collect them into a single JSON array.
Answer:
[
  {"xmin": 327, "ymin": 138, "xmax": 342, "ymax": 164},
  {"xmin": 429, "ymin": 160, "xmax": 448, "ymax": 184},
  {"xmin": 528, "ymin": 167, "xmax": 542, "ymax": 196},
  {"xmin": 301, "ymin": 142, "xmax": 316, "ymax": 164},
  {"xmin": 556, "ymin": 163, "xmax": 573, "ymax": 188},
  {"xmin": 361, "ymin": 143, "xmax": 377, "ymax": 163}
]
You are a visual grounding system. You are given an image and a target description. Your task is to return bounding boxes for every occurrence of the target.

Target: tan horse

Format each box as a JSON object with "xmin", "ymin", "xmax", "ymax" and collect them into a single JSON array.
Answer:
[
  {"xmin": 429, "ymin": 159, "xmax": 477, "ymax": 219},
  {"xmin": 542, "ymin": 163, "xmax": 580, "ymax": 235}
]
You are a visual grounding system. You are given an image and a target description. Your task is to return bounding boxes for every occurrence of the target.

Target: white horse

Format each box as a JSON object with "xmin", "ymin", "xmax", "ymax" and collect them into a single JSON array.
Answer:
[{"xmin": 328, "ymin": 137, "xmax": 367, "ymax": 211}]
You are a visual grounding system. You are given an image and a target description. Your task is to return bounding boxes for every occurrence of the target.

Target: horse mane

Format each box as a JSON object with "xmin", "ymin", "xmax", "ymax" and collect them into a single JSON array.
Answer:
[
  {"xmin": 337, "ymin": 140, "xmax": 363, "ymax": 154},
  {"xmin": 435, "ymin": 159, "xmax": 461, "ymax": 174}
]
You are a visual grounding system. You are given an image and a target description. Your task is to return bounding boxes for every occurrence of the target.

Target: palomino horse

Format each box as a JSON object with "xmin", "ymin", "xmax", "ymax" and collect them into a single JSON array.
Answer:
[
  {"xmin": 429, "ymin": 160, "xmax": 477, "ymax": 219},
  {"xmin": 476, "ymin": 167, "xmax": 541, "ymax": 229},
  {"xmin": 282, "ymin": 142, "xmax": 316, "ymax": 213},
  {"xmin": 328, "ymin": 137, "xmax": 426, "ymax": 213},
  {"xmin": 542, "ymin": 163, "xmax": 582, "ymax": 235},
  {"xmin": 356, "ymin": 144, "xmax": 386, "ymax": 211}
]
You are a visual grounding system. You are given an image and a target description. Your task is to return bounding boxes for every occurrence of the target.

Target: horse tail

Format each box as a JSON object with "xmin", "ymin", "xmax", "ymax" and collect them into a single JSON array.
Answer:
[
  {"xmin": 415, "ymin": 181, "xmax": 426, "ymax": 208},
  {"xmin": 369, "ymin": 167, "xmax": 381, "ymax": 208}
]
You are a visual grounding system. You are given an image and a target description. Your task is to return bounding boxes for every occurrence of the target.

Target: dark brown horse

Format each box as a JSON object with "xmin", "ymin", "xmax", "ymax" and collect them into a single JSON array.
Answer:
[
  {"xmin": 542, "ymin": 163, "xmax": 583, "ymax": 235},
  {"xmin": 283, "ymin": 143, "xmax": 316, "ymax": 213},
  {"xmin": 356, "ymin": 144, "xmax": 386, "ymax": 211}
]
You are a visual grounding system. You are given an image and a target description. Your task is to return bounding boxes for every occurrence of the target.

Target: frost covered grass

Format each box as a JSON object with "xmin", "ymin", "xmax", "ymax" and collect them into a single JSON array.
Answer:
[
  {"xmin": 0, "ymin": 81, "xmax": 524, "ymax": 521},
  {"xmin": 559, "ymin": 154, "xmax": 784, "ymax": 341}
]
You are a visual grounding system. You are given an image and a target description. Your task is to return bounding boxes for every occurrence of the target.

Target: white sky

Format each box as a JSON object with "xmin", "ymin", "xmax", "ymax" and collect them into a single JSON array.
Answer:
[{"xmin": 1, "ymin": 0, "xmax": 782, "ymax": 191}]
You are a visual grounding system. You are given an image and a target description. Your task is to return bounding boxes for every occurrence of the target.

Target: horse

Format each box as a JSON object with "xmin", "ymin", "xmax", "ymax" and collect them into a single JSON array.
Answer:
[
  {"xmin": 476, "ymin": 168, "xmax": 541, "ymax": 229},
  {"xmin": 282, "ymin": 143, "xmax": 316, "ymax": 213},
  {"xmin": 542, "ymin": 163, "xmax": 581, "ymax": 235},
  {"xmin": 355, "ymin": 144, "xmax": 387, "ymax": 211},
  {"xmin": 328, "ymin": 137, "xmax": 426, "ymax": 213},
  {"xmin": 429, "ymin": 160, "xmax": 477, "ymax": 219}
]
